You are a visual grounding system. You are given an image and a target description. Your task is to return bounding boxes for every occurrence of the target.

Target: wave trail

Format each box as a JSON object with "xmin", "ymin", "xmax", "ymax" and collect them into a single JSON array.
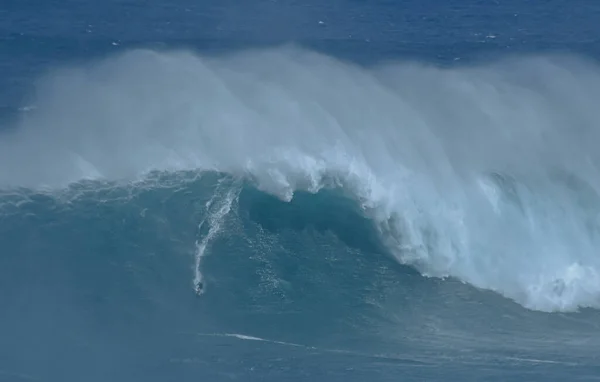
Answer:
[
  {"xmin": 193, "ymin": 178, "xmax": 240, "ymax": 295},
  {"xmin": 2, "ymin": 47, "xmax": 600, "ymax": 312}
]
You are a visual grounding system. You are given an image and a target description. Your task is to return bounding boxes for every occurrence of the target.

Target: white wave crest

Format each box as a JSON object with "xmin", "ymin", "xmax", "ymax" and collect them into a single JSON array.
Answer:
[{"xmin": 2, "ymin": 47, "xmax": 600, "ymax": 312}]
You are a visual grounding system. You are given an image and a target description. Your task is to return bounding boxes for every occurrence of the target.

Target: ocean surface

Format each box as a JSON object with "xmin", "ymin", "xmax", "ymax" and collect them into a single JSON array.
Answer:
[{"xmin": 2, "ymin": 1, "xmax": 600, "ymax": 381}]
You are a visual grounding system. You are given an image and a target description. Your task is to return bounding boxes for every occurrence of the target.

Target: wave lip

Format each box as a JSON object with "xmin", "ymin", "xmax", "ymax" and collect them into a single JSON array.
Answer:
[{"xmin": 3, "ymin": 47, "xmax": 600, "ymax": 312}]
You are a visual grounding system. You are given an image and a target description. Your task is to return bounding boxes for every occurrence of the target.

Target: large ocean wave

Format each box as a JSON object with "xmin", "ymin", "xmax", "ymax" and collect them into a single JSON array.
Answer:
[{"xmin": 2, "ymin": 46, "xmax": 600, "ymax": 313}]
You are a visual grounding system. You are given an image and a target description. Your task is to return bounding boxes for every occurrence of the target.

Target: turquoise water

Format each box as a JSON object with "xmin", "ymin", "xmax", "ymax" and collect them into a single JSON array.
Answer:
[{"xmin": 2, "ymin": 1, "xmax": 600, "ymax": 381}]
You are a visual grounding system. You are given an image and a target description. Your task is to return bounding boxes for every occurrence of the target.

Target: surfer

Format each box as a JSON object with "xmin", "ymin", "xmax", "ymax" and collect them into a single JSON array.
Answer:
[{"xmin": 194, "ymin": 281, "xmax": 204, "ymax": 296}]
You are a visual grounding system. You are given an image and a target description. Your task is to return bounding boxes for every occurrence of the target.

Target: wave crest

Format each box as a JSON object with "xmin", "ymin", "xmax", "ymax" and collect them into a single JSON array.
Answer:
[{"xmin": 2, "ymin": 47, "xmax": 600, "ymax": 311}]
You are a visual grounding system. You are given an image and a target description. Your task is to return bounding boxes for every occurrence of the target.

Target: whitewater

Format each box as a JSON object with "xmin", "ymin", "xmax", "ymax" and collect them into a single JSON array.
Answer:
[{"xmin": 2, "ymin": 46, "xmax": 600, "ymax": 314}]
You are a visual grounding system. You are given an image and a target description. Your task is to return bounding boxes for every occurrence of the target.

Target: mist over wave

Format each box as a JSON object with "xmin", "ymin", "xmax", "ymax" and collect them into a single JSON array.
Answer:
[{"xmin": 2, "ymin": 46, "xmax": 600, "ymax": 312}]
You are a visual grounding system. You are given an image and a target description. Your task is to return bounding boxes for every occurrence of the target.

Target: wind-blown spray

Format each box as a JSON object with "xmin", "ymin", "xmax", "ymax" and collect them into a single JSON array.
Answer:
[{"xmin": 2, "ymin": 47, "xmax": 600, "ymax": 311}]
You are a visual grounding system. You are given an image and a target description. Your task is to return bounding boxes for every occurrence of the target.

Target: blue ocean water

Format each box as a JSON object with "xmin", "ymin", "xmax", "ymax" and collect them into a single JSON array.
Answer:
[{"xmin": 2, "ymin": 1, "xmax": 600, "ymax": 381}]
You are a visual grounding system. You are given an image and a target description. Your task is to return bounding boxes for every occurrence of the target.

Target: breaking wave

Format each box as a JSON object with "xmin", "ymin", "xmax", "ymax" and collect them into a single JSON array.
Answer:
[{"xmin": 2, "ymin": 46, "xmax": 600, "ymax": 312}]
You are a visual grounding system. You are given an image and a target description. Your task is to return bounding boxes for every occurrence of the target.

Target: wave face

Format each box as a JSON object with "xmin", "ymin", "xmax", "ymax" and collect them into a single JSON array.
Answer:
[
  {"xmin": 2, "ymin": 173, "xmax": 599, "ymax": 381},
  {"xmin": 2, "ymin": 47, "xmax": 600, "ymax": 314}
]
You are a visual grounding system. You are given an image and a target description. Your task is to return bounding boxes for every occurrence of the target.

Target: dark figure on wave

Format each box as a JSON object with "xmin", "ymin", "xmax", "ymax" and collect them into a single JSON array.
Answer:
[{"xmin": 194, "ymin": 281, "xmax": 204, "ymax": 296}]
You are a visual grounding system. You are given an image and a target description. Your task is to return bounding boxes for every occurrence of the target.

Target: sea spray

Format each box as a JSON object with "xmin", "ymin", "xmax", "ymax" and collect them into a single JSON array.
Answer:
[{"xmin": 2, "ymin": 47, "xmax": 600, "ymax": 311}]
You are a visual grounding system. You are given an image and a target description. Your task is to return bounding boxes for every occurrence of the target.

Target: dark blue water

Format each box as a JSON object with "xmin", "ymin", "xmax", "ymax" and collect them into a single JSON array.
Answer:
[{"xmin": 2, "ymin": 1, "xmax": 600, "ymax": 381}]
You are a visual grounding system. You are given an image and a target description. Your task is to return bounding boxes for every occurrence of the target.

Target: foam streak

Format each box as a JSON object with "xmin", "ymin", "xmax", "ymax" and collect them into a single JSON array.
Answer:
[{"xmin": 193, "ymin": 180, "xmax": 240, "ymax": 295}]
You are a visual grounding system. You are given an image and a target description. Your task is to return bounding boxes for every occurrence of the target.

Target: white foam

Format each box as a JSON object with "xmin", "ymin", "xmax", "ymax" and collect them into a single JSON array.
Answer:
[
  {"xmin": 194, "ymin": 332, "xmax": 312, "ymax": 348},
  {"xmin": 193, "ymin": 179, "xmax": 240, "ymax": 295},
  {"xmin": 190, "ymin": 333, "xmax": 441, "ymax": 366},
  {"xmin": 2, "ymin": 47, "xmax": 600, "ymax": 311}
]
